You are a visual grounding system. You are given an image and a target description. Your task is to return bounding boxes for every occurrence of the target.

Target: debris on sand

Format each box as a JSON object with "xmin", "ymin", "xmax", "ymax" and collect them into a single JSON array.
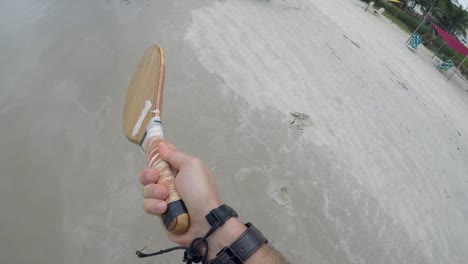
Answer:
[
  {"xmin": 273, "ymin": 186, "xmax": 291, "ymax": 206},
  {"xmin": 343, "ymin": 34, "xmax": 360, "ymax": 48},
  {"xmin": 290, "ymin": 111, "xmax": 309, "ymax": 122},
  {"xmin": 396, "ymin": 80, "xmax": 408, "ymax": 91},
  {"xmin": 290, "ymin": 112, "xmax": 312, "ymax": 133},
  {"xmin": 444, "ymin": 189, "xmax": 451, "ymax": 200}
]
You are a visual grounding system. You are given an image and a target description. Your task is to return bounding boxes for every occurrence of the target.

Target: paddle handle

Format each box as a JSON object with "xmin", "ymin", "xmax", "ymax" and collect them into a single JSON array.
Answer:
[{"xmin": 144, "ymin": 136, "xmax": 189, "ymax": 234}]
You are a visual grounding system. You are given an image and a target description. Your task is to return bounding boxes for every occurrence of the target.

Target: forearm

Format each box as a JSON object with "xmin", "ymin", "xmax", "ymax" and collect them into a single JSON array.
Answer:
[
  {"xmin": 246, "ymin": 244, "xmax": 289, "ymax": 264},
  {"xmin": 206, "ymin": 218, "xmax": 288, "ymax": 263}
]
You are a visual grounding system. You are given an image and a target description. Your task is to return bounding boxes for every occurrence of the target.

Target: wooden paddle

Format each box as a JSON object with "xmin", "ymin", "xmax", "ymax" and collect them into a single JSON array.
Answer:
[{"xmin": 122, "ymin": 45, "xmax": 189, "ymax": 234}]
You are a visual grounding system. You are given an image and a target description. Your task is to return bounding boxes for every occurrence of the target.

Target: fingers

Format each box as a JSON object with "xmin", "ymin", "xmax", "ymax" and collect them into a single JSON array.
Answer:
[
  {"xmin": 143, "ymin": 199, "xmax": 167, "ymax": 215},
  {"xmin": 159, "ymin": 141, "xmax": 198, "ymax": 170},
  {"xmin": 143, "ymin": 184, "xmax": 168, "ymax": 200},
  {"xmin": 141, "ymin": 181, "xmax": 168, "ymax": 216},
  {"xmin": 139, "ymin": 168, "xmax": 159, "ymax": 185}
]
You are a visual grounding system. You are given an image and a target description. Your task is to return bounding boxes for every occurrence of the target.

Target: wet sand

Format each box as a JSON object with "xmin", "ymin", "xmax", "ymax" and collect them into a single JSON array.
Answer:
[{"xmin": 1, "ymin": 0, "xmax": 467, "ymax": 263}]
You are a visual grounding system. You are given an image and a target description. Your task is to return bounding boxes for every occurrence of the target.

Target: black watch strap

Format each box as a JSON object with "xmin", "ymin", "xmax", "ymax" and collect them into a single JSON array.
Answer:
[
  {"xmin": 208, "ymin": 223, "xmax": 268, "ymax": 264},
  {"xmin": 206, "ymin": 204, "xmax": 238, "ymax": 227}
]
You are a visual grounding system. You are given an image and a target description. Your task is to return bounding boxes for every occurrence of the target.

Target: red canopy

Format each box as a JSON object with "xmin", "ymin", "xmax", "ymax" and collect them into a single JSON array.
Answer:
[{"xmin": 431, "ymin": 22, "xmax": 468, "ymax": 56}]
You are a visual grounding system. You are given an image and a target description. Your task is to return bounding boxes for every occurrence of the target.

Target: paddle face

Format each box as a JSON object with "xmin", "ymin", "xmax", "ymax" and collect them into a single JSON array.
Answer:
[{"xmin": 122, "ymin": 45, "xmax": 165, "ymax": 144}]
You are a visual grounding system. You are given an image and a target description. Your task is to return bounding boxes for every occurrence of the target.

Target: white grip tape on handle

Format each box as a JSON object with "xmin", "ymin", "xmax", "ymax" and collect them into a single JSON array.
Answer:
[{"xmin": 132, "ymin": 100, "xmax": 153, "ymax": 137}]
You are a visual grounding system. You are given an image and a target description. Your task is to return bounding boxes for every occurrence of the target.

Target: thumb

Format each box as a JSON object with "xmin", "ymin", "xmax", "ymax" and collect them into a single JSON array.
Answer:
[{"xmin": 159, "ymin": 142, "xmax": 194, "ymax": 170}]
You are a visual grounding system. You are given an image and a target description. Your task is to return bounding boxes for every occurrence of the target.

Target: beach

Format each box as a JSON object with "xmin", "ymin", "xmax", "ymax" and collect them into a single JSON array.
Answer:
[{"xmin": 1, "ymin": 0, "xmax": 467, "ymax": 263}]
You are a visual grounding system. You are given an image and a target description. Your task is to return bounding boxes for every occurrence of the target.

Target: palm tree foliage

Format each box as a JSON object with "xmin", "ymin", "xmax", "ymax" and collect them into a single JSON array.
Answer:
[
  {"xmin": 431, "ymin": 0, "xmax": 468, "ymax": 37},
  {"xmin": 412, "ymin": 0, "xmax": 468, "ymax": 37}
]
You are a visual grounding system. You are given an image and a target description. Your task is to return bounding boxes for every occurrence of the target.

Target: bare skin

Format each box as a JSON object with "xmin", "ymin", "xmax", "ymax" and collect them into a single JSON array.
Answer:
[{"xmin": 139, "ymin": 141, "xmax": 288, "ymax": 263}]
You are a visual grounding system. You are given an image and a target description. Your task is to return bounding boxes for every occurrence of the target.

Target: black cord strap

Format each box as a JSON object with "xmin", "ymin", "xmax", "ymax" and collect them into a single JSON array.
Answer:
[
  {"xmin": 136, "ymin": 245, "xmax": 187, "ymax": 258},
  {"xmin": 136, "ymin": 223, "xmax": 220, "ymax": 263},
  {"xmin": 135, "ymin": 205, "xmax": 238, "ymax": 263}
]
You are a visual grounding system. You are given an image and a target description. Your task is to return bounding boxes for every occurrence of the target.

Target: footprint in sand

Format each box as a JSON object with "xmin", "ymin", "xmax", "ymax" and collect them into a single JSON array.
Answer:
[
  {"xmin": 289, "ymin": 112, "xmax": 312, "ymax": 133},
  {"xmin": 273, "ymin": 186, "xmax": 291, "ymax": 206}
]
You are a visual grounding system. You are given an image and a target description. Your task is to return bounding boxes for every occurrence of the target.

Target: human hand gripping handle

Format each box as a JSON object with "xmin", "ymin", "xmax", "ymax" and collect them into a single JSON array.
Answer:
[
  {"xmin": 140, "ymin": 142, "xmax": 289, "ymax": 263},
  {"xmin": 141, "ymin": 142, "xmax": 248, "ymax": 252},
  {"xmin": 143, "ymin": 138, "xmax": 189, "ymax": 234}
]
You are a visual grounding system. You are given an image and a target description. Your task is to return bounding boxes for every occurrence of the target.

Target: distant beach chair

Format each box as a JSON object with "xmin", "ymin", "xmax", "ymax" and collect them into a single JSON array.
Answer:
[
  {"xmin": 431, "ymin": 56, "xmax": 443, "ymax": 67},
  {"xmin": 373, "ymin": 7, "xmax": 385, "ymax": 16},
  {"xmin": 438, "ymin": 59, "xmax": 454, "ymax": 73},
  {"xmin": 407, "ymin": 34, "xmax": 422, "ymax": 50},
  {"xmin": 365, "ymin": 1, "xmax": 375, "ymax": 12}
]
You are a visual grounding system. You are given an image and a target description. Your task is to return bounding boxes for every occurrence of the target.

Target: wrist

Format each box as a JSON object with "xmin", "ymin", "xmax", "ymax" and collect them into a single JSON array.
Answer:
[
  {"xmin": 193, "ymin": 201, "xmax": 222, "ymax": 238},
  {"xmin": 205, "ymin": 218, "xmax": 247, "ymax": 259}
]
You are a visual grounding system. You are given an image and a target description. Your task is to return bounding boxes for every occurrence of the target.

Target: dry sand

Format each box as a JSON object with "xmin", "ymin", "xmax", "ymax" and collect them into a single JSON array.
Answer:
[{"xmin": 1, "ymin": 0, "xmax": 467, "ymax": 263}]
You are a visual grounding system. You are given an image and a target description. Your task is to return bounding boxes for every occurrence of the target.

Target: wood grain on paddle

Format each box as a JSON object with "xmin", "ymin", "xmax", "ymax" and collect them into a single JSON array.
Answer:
[{"xmin": 123, "ymin": 46, "xmax": 164, "ymax": 144}]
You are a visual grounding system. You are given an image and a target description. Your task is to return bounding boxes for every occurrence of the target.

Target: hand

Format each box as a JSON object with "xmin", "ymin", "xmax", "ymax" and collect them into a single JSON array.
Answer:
[
  {"xmin": 139, "ymin": 141, "xmax": 222, "ymax": 246},
  {"xmin": 139, "ymin": 142, "xmax": 284, "ymax": 262},
  {"xmin": 139, "ymin": 142, "xmax": 288, "ymax": 263}
]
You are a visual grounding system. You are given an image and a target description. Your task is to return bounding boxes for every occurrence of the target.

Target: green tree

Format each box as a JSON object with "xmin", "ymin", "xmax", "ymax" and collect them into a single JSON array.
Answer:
[{"xmin": 432, "ymin": 0, "xmax": 468, "ymax": 37}]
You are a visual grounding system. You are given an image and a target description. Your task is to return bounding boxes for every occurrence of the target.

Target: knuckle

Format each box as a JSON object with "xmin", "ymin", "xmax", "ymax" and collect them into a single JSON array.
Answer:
[
  {"xmin": 143, "ymin": 200, "xmax": 166, "ymax": 215},
  {"xmin": 143, "ymin": 184, "xmax": 154, "ymax": 198},
  {"xmin": 189, "ymin": 157, "xmax": 203, "ymax": 167},
  {"xmin": 157, "ymin": 202, "xmax": 167, "ymax": 213},
  {"xmin": 140, "ymin": 169, "xmax": 153, "ymax": 184},
  {"xmin": 154, "ymin": 186, "xmax": 165, "ymax": 199},
  {"xmin": 153, "ymin": 185, "xmax": 164, "ymax": 199}
]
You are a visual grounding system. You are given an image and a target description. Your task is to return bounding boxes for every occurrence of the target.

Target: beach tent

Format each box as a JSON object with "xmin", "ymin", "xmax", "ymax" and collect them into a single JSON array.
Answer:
[
  {"xmin": 431, "ymin": 22, "xmax": 468, "ymax": 80},
  {"xmin": 431, "ymin": 22, "xmax": 468, "ymax": 56}
]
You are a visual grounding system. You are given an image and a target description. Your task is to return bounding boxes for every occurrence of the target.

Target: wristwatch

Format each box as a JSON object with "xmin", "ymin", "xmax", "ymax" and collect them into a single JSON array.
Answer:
[{"xmin": 208, "ymin": 223, "xmax": 268, "ymax": 264}]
